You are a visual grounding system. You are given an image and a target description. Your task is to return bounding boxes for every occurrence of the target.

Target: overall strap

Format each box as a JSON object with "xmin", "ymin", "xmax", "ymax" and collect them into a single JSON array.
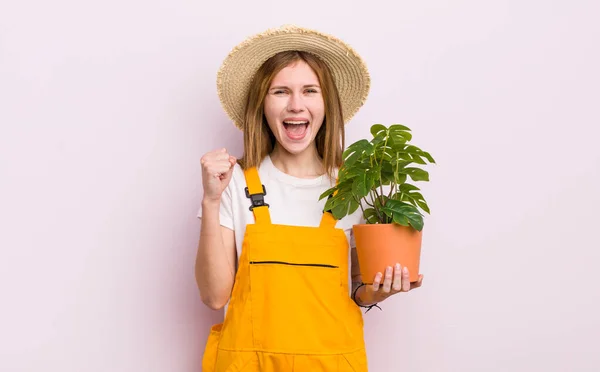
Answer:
[
  {"xmin": 319, "ymin": 210, "xmax": 338, "ymax": 228},
  {"xmin": 243, "ymin": 166, "xmax": 271, "ymax": 225},
  {"xmin": 319, "ymin": 187, "xmax": 339, "ymax": 228}
]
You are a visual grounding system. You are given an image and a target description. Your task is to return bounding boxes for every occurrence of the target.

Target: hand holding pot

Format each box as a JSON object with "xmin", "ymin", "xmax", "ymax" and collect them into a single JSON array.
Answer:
[{"xmin": 366, "ymin": 263, "xmax": 423, "ymax": 303}]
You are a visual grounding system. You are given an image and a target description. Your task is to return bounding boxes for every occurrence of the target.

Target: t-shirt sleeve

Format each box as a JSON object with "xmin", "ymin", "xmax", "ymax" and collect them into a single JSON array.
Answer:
[{"xmin": 196, "ymin": 184, "xmax": 235, "ymax": 230}]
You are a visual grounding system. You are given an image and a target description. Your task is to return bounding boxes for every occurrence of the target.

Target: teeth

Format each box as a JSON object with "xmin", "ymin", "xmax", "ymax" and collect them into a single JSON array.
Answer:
[{"xmin": 283, "ymin": 121, "xmax": 309, "ymax": 125}]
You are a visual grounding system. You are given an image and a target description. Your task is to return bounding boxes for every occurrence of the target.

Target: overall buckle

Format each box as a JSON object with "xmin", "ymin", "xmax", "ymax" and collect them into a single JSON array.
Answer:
[{"xmin": 245, "ymin": 185, "xmax": 269, "ymax": 211}]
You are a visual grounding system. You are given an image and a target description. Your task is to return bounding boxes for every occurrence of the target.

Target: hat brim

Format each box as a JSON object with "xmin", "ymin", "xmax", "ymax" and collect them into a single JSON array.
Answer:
[{"xmin": 217, "ymin": 25, "xmax": 370, "ymax": 130}]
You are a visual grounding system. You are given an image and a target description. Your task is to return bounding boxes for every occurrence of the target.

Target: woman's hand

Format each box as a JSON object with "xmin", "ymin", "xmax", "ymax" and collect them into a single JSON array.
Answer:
[
  {"xmin": 200, "ymin": 148, "xmax": 237, "ymax": 203},
  {"xmin": 364, "ymin": 263, "xmax": 423, "ymax": 303}
]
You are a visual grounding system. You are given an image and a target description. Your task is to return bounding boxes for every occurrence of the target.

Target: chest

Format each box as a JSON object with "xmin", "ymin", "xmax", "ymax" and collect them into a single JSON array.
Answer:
[{"xmin": 233, "ymin": 179, "xmax": 330, "ymax": 228}]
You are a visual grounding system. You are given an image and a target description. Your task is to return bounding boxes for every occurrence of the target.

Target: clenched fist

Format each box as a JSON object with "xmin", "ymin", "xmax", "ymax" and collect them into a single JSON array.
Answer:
[{"xmin": 201, "ymin": 148, "xmax": 237, "ymax": 203}]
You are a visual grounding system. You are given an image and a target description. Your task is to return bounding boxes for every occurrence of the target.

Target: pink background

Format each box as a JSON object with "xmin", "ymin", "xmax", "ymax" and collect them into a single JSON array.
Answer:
[{"xmin": 1, "ymin": 0, "xmax": 599, "ymax": 371}]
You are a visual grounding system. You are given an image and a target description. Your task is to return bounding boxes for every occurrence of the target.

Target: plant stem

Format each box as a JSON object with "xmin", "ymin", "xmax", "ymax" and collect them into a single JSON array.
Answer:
[
  {"xmin": 378, "ymin": 135, "xmax": 388, "ymax": 203},
  {"xmin": 391, "ymin": 154, "xmax": 400, "ymax": 199},
  {"xmin": 355, "ymin": 195, "xmax": 366, "ymax": 221},
  {"xmin": 370, "ymin": 189, "xmax": 383, "ymax": 223}
]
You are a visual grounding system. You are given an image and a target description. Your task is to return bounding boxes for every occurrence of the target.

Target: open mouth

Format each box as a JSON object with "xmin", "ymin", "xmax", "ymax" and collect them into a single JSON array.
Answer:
[{"xmin": 283, "ymin": 121, "xmax": 309, "ymax": 139}]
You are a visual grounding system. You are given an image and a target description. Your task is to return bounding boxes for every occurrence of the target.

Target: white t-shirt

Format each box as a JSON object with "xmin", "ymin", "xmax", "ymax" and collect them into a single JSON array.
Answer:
[{"xmin": 197, "ymin": 155, "xmax": 364, "ymax": 302}]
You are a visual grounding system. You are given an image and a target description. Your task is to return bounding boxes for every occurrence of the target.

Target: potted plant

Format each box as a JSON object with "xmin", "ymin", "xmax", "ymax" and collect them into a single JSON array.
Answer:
[{"xmin": 320, "ymin": 124, "xmax": 436, "ymax": 283}]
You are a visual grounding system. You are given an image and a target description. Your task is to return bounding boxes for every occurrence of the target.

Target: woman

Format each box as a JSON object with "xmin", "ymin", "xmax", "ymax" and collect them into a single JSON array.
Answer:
[{"xmin": 196, "ymin": 25, "xmax": 423, "ymax": 371}]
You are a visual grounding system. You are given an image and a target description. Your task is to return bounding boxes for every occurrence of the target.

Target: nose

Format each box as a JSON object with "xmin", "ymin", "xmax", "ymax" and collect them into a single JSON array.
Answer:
[{"xmin": 287, "ymin": 93, "xmax": 304, "ymax": 113}]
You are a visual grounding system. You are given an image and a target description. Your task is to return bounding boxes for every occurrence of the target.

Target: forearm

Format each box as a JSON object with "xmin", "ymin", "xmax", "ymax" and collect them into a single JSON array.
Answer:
[
  {"xmin": 350, "ymin": 246, "xmax": 380, "ymax": 308},
  {"xmin": 195, "ymin": 199, "xmax": 235, "ymax": 309}
]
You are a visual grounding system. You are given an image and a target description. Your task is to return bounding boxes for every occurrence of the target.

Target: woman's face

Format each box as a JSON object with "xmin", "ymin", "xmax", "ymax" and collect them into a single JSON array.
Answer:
[{"xmin": 263, "ymin": 60, "xmax": 325, "ymax": 156}]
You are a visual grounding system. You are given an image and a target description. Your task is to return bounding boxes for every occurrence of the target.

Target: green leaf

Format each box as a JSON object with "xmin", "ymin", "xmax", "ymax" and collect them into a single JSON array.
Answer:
[
  {"xmin": 403, "ymin": 145, "xmax": 434, "ymax": 164},
  {"xmin": 343, "ymin": 150, "xmax": 362, "ymax": 168},
  {"xmin": 398, "ymin": 131, "xmax": 413, "ymax": 141},
  {"xmin": 390, "ymin": 135, "xmax": 408, "ymax": 145},
  {"xmin": 415, "ymin": 199, "xmax": 431, "ymax": 214},
  {"xmin": 395, "ymin": 189, "xmax": 430, "ymax": 214},
  {"xmin": 381, "ymin": 161, "xmax": 394, "ymax": 172},
  {"xmin": 371, "ymin": 132, "xmax": 387, "ymax": 146},
  {"xmin": 323, "ymin": 193, "xmax": 339, "ymax": 212},
  {"xmin": 363, "ymin": 208, "xmax": 380, "ymax": 224},
  {"xmin": 394, "ymin": 159, "xmax": 412, "ymax": 169},
  {"xmin": 389, "ymin": 127, "xmax": 412, "ymax": 143},
  {"xmin": 370, "ymin": 124, "xmax": 387, "ymax": 137},
  {"xmin": 318, "ymin": 186, "xmax": 337, "ymax": 201},
  {"xmin": 384, "ymin": 199, "xmax": 424, "ymax": 231},
  {"xmin": 380, "ymin": 162, "xmax": 395, "ymax": 185},
  {"xmin": 389, "ymin": 124, "xmax": 411, "ymax": 132},
  {"xmin": 404, "ymin": 145, "xmax": 425, "ymax": 155},
  {"xmin": 343, "ymin": 139, "xmax": 370, "ymax": 154},
  {"xmin": 338, "ymin": 166, "xmax": 364, "ymax": 182},
  {"xmin": 399, "ymin": 183, "xmax": 420, "ymax": 192},
  {"xmin": 406, "ymin": 213, "xmax": 424, "ymax": 231},
  {"xmin": 400, "ymin": 167, "xmax": 430, "ymax": 182},
  {"xmin": 382, "ymin": 199, "xmax": 412, "ymax": 214},
  {"xmin": 324, "ymin": 187, "xmax": 351, "ymax": 212},
  {"xmin": 392, "ymin": 213, "xmax": 410, "ymax": 226},
  {"xmin": 342, "ymin": 139, "xmax": 371, "ymax": 167},
  {"xmin": 332, "ymin": 202, "xmax": 349, "ymax": 219},
  {"xmin": 375, "ymin": 148, "xmax": 393, "ymax": 162},
  {"xmin": 390, "ymin": 130, "xmax": 412, "ymax": 143},
  {"xmin": 390, "ymin": 142, "xmax": 407, "ymax": 152},
  {"xmin": 373, "ymin": 145, "xmax": 388, "ymax": 155},
  {"xmin": 352, "ymin": 173, "xmax": 369, "ymax": 198},
  {"xmin": 348, "ymin": 198, "xmax": 360, "ymax": 215},
  {"xmin": 327, "ymin": 190, "xmax": 357, "ymax": 219},
  {"xmin": 407, "ymin": 191, "xmax": 425, "ymax": 201},
  {"xmin": 396, "ymin": 152, "xmax": 414, "ymax": 161},
  {"xmin": 422, "ymin": 151, "xmax": 436, "ymax": 163},
  {"xmin": 398, "ymin": 211, "xmax": 424, "ymax": 231},
  {"xmin": 410, "ymin": 153, "xmax": 427, "ymax": 165},
  {"xmin": 395, "ymin": 173, "xmax": 407, "ymax": 185},
  {"xmin": 381, "ymin": 205, "xmax": 393, "ymax": 218},
  {"xmin": 366, "ymin": 169, "xmax": 378, "ymax": 189}
]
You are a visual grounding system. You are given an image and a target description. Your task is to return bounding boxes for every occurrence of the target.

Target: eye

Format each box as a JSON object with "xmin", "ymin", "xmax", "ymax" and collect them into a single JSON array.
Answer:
[
  {"xmin": 305, "ymin": 88, "xmax": 319, "ymax": 94},
  {"xmin": 273, "ymin": 89, "xmax": 287, "ymax": 95}
]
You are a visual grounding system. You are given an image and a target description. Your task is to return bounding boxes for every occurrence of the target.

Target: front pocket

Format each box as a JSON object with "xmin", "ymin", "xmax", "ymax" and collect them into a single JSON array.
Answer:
[{"xmin": 249, "ymin": 260, "xmax": 350, "ymax": 353}]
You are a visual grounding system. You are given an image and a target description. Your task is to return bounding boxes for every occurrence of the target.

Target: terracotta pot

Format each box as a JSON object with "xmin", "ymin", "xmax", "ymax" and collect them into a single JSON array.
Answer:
[{"xmin": 352, "ymin": 223, "xmax": 422, "ymax": 283}]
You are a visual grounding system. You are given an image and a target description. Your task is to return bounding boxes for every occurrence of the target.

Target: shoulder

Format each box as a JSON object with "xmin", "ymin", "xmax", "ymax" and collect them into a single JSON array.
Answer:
[
  {"xmin": 230, "ymin": 162, "xmax": 246, "ymax": 184},
  {"xmin": 227, "ymin": 157, "xmax": 275, "ymax": 198},
  {"xmin": 230, "ymin": 158, "xmax": 272, "ymax": 187}
]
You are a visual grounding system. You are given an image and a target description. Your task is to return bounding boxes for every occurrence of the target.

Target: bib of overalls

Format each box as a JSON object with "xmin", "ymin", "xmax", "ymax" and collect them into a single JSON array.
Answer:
[{"xmin": 202, "ymin": 166, "xmax": 368, "ymax": 371}]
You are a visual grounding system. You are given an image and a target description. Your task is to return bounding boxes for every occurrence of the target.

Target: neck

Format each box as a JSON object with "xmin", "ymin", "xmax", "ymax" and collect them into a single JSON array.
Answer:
[{"xmin": 270, "ymin": 144, "xmax": 324, "ymax": 179}]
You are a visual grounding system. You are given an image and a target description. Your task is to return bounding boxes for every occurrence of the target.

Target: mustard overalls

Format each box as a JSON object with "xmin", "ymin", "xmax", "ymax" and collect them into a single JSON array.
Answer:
[{"xmin": 202, "ymin": 167, "xmax": 368, "ymax": 371}]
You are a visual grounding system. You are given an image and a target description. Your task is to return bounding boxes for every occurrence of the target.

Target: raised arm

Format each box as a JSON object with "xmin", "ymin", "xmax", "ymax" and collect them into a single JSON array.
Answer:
[{"xmin": 195, "ymin": 148, "xmax": 237, "ymax": 310}]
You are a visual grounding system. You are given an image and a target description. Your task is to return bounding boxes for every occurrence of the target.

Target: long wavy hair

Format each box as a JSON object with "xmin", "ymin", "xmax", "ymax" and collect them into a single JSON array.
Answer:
[{"xmin": 237, "ymin": 51, "xmax": 345, "ymax": 180}]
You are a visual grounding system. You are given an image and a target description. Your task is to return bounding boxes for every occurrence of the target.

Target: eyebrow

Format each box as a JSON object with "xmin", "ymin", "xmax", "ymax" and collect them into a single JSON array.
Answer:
[{"xmin": 269, "ymin": 84, "xmax": 321, "ymax": 90}]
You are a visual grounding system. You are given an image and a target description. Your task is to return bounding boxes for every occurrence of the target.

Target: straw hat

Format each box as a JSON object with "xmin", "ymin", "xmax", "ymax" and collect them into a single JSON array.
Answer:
[{"xmin": 216, "ymin": 25, "xmax": 371, "ymax": 130}]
